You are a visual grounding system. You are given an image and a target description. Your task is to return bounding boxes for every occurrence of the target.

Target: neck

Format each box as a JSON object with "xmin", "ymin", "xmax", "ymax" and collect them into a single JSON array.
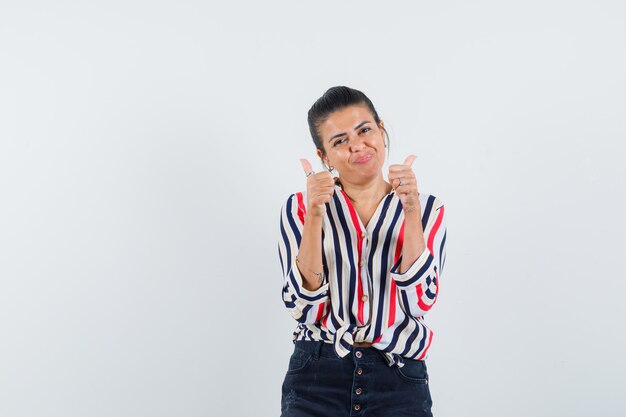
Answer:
[{"xmin": 338, "ymin": 175, "xmax": 392, "ymax": 205}]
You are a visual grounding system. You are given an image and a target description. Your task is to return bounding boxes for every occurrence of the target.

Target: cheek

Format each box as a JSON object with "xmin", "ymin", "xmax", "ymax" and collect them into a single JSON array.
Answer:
[
  {"xmin": 367, "ymin": 136, "xmax": 385, "ymax": 149},
  {"xmin": 332, "ymin": 148, "xmax": 348, "ymax": 157}
]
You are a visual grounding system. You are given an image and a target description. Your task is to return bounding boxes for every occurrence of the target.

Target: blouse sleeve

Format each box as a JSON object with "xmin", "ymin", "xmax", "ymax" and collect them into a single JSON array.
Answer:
[
  {"xmin": 390, "ymin": 197, "xmax": 447, "ymax": 318},
  {"xmin": 278, "ymin": 193, "xmax": 330, "ymax": 324}
]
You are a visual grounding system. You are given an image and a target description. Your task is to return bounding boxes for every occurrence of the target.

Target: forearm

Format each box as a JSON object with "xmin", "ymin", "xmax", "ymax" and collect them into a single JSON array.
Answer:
[
  {"xmin": 296, "ymin": 213, "xmax": 325, "ymax": 291},
  {"xmin": 399, "ymin": 209, "xmax": 426, "ymax": 274},
  {"xmin": 391, "ymin": 201, "xmax": 446, "ymax": 318}
]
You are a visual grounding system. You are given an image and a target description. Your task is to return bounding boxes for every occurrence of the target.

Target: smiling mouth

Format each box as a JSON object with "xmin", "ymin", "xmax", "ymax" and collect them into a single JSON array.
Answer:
[{"xmin": 354, "ymin": 154, "xmax": 373, "ymax": 164}]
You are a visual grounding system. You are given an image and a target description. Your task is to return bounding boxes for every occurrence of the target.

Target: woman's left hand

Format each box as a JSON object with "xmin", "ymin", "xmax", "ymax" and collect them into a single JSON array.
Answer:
[{"xmin": 388, "ymin": 154, "xmax": 421, "ymax": 214}]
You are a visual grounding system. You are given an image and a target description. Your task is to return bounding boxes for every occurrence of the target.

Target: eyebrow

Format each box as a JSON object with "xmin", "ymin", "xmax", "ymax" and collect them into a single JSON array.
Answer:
[{"xmin": 328, "ymin": 121, "xmax": 371, "ymax": 142}]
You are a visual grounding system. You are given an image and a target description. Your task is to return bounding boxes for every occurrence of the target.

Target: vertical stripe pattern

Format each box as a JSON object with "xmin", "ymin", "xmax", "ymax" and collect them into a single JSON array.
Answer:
[{"xmin": 278, "ymin": 183, "xmax": 447, "ymax": 367}]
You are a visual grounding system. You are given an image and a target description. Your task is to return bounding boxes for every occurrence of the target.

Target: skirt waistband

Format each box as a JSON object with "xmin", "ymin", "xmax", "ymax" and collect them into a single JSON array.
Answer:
[{"xmin": 293, "ymin": 339, "xmax": 388, "ymax": 364}]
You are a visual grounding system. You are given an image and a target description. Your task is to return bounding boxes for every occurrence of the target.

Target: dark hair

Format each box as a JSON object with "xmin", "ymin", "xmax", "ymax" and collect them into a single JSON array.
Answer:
[{"xmin": 307, "ymin": 86, "xmax": 390, "ymax": 169}]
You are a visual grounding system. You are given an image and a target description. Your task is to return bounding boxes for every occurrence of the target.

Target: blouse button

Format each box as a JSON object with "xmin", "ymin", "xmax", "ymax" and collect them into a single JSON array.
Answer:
[
  {"xmin": 354, "ymin": 404, "xmax": 361, "ymax": 411},
  {"xmin": 361, "ymin": 295, "xmax": 368, "ymax": 302},
  {"xmin": 357, "ymin": 368, "xmax": 363, "ymax": 375},
  {"xmin": 359, "ymin": 260, "xmax": 363, "ymax": 267},
  {"xmin": 355, "ymin": 388, "xmax": 362, "ymax": 395},
  {"xmin": 361, "ymin": 232, "xmax": 366, "ymax": 239},
  {"xmin": 355, "ymin": 351, "xmax": 363, "ymax": 358}
]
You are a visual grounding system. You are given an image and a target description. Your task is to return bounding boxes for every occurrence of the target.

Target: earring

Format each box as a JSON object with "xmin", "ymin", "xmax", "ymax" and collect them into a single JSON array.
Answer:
[{"xmin": 327, "ymin": 165, "xmax": 335, "ymax": 172}]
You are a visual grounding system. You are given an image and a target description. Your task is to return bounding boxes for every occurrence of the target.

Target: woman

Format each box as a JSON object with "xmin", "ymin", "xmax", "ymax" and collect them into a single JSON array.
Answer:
[{"xmin": 278, "ymin": 86, "xmax": 447, "ymax": 417}]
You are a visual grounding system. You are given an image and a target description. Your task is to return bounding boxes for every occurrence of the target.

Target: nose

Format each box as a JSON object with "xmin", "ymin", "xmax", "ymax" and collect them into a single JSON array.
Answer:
[{"xmin": 349, "ymin": 134, "xmax": 367, "ymax": 152}]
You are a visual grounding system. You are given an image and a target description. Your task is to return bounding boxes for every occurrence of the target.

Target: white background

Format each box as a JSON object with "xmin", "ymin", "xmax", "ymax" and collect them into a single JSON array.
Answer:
[{"xmin": 1, "ymin": 1, "xmax": 625, "ymax": 416}]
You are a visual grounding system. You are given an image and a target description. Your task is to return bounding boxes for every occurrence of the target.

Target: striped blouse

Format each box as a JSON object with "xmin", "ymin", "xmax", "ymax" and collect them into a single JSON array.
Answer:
[{"xmin": 278, "ymin": 181, "xmax": 447, "ymax": 367}]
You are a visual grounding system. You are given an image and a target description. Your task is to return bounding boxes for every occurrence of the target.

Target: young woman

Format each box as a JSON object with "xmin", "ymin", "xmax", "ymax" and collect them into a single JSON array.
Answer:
[{"xmin": 278, "ymin": 86, "xmax": 447, "ymax": 417}]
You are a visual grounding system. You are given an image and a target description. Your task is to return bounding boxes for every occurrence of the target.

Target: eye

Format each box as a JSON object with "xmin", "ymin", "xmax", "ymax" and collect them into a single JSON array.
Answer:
[
  {"xmin": 333, "ymin": 138, "xmax": 347, "ymax": 147},
  {"xmin": 360, "ymin": 127, "xmax": 371, "ymax": 134}
]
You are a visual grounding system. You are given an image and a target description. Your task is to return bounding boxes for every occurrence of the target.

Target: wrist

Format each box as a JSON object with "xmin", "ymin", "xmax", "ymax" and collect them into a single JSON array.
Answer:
[
  {"xmin": 305, "ymin": 210, "xmax": 325, "ymax": 222},
  {"xmin": 403, "ymin": 203, "xmax": 421, "ymax": 216}
]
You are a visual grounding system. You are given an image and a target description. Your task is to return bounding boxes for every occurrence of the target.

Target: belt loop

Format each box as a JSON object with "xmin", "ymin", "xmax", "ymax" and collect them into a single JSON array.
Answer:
[{"xmin": 313, "ymin": 340, "xmax": 323, "ymax": 360}]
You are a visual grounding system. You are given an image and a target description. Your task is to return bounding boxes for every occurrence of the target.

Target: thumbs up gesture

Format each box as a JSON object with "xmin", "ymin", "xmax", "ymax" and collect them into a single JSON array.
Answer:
[
  {"xmin": 388, "ymin": 154, "xmax": 421, "ymax": 214},
  {"xmin": 299, "ymin": 158, "xmax": 336, "ymax": 218}
]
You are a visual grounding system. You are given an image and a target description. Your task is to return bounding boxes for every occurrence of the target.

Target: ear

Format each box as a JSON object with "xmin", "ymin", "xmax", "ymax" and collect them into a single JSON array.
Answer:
[
  {"xmin": 379, "ymin": 120, "xmax": 387, "ymax": 148},
  {"xmin": 317, "ymin": 148, "xmax": 327, "ymax": 164}
]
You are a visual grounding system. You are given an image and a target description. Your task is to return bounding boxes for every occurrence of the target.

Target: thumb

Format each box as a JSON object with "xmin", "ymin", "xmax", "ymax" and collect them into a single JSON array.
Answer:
[
  {"xmin": 403, "ymin": 154, "xmax": 417, "ymax": 167},
  {"xmin": 299, "ymin": 158, "xmax": 315, "ymax": 176}
]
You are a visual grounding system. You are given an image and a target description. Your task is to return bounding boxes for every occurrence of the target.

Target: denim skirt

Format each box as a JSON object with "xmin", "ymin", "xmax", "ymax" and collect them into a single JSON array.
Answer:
[{"xmin": 280, "ymin": 340, "xmax": 433, "ymax": 417}]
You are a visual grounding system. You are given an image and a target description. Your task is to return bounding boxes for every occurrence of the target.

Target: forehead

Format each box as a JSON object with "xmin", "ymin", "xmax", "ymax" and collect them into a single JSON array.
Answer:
[{"xmin": 319, "ymin": 105, "xmax": 373, "ymax": 136}]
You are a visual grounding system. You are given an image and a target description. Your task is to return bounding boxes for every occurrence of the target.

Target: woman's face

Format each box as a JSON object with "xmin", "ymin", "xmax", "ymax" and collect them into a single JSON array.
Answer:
[{"xmin": 316, "ymin": 104, "xmax": 386, "ymax": 184}]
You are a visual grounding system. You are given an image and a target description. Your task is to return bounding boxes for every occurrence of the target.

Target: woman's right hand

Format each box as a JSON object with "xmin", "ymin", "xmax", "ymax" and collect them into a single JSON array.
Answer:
[{"xmin": 299, "ymin": 158, "xmax": 336, "ymax": 218}]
